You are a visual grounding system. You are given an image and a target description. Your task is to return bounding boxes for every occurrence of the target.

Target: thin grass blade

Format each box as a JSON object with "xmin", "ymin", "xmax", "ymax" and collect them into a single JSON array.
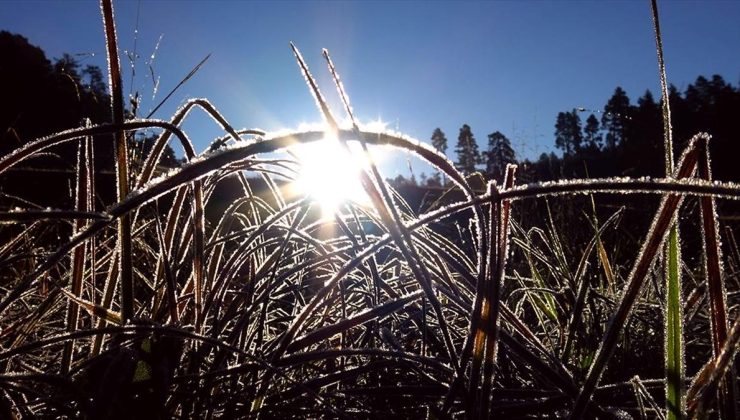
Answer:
[
  {"xmin": 100, "ymin": 0, "xmax": 133, "ymax": 321},
  {"xmin": 650, "ymin": 1, "xmax": 683, "ymax": 417}
]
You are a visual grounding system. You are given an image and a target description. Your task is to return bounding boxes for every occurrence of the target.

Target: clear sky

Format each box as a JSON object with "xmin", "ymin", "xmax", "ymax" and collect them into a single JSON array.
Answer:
[{"xmin": 1, "ymin": 0, "xmax": 739, "ymax": 176}]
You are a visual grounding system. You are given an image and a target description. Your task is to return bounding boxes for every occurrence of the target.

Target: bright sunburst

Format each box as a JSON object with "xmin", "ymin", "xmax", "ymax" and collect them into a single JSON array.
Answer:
[{"xmin": 290, "ymin": 135, "xmax": 381, "ymax": 217}]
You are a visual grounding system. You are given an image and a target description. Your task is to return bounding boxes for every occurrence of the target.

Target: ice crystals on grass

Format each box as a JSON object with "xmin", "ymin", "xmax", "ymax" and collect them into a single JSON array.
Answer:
[{"xmin": 500, "ymin": 176, "xmax": 740, "ymax": 201}]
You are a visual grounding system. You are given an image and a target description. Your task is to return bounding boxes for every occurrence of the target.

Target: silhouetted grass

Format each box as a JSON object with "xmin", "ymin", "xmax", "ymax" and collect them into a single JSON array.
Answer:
[{"xmin": 0, "ymin": 1, "xmax": 737, "ymax": 418}]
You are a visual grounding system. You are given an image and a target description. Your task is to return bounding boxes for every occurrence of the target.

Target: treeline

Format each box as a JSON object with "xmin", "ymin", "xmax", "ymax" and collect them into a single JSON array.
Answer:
[
  {"xmin": 0, "ymin": 31, "xmax": 178, "ymax": 167},
  {"xmin": 0, "ymin": 31, "xmax": 113, "ymax": 166},
  {"xmin": 0, "ymin": 31, "xmax": 177, "ymax": 208},
  {"xmin": 391, "ymin": 125, "xmax": 517, "ymax": 188},
  {"xmin": 395, "ymin": 74, "xmax": 740, "ymax": 189},
  {"xmin": 543, "ymin": 78, "xmax": 740, "ymax": 182}
]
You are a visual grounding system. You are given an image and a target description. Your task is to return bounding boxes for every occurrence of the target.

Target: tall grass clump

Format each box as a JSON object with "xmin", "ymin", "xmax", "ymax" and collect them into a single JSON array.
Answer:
[
  {"xmin": 0, "ymin": 0, "xmax": 737, "ymax": 418},
  {"xmin": 653, "ymin": 0, "xmax": 683, "ymax": 418}
]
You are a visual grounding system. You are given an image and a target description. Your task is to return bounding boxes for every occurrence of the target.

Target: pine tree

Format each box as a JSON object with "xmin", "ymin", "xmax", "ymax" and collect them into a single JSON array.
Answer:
[
  {"xmin": 583, "ymin": 114, "xmax": 602, "ymax": 152},
  {"xmin": 431, "ymin": 128, "xmax": 447, "ymax": 155},
  {"xmin": 554, "ymin": 110, "xmax": 582, "ymax": 156},
  {"xmin": 455, "ymin": 124, "xmax": 479, "ymax": 175},
  {"xmin": 625, "ymin": 90, "xmax": 663, "ymax": 174},
  {"xmin": 602, "ymin": 87, "xmax": 632, "ymax": 150},
  {"xmin": 485, "ymin": 131, "xmax": 516, "ymax": 180},
  {"xmin": 430, "ymin": 128, "xmax": 447, "ymax": 186}
]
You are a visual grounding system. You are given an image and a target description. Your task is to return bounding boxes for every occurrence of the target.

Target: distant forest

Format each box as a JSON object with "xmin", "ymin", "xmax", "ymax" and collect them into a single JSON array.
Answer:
[
  {"xmin": 1, "ymin": 31, "xmax": 182, "ymax": 163},
  {"xmin": 411, "ymin": 75, "xmax": 740, "ymax": 187},
  {"xmin": 0, "ymin": 31, "xmax": 177, "ymax": 208},
  {"xmin": 2, "ymin": 29, "xmax": 739, "ymax": 200}
]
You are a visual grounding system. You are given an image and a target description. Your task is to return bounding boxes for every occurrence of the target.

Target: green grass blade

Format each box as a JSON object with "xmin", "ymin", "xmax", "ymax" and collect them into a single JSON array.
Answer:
[
  {"xmin": 665, "ymin": 226, "xmax": 683, "ymax": 420},
  {"xmin": 650, "ymin": 1, "xmax": 683, "ymax": 417}
]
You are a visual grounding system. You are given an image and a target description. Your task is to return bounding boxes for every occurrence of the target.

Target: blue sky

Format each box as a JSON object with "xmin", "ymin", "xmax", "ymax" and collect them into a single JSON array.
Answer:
[{"xmin": 1, "ymin": 0, "xmax": 739, "ymax": 177}]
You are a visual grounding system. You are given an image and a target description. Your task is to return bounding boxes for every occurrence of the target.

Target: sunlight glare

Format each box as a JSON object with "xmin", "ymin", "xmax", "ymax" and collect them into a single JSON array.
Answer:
[{"xmin": 292, "ymin": 135, "xmax": 383, "ymax": 217}]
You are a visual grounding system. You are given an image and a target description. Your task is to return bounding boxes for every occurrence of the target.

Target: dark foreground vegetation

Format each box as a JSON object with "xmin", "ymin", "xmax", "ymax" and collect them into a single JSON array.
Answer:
[{"xmin": 0, "ymin": 1, "xmax": 738, "ymax": 419}]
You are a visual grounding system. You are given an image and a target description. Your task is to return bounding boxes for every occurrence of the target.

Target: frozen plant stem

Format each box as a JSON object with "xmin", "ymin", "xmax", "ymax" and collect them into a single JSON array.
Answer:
[
  {"xmin": 101, "ymin": 0, "xmax": 133, "ymax": 321},
  {"xmin": 61, "ymin": 136, "xmax": 90, "ymax": 374},
  {"xmin": 697, "ymin": 137, "xmax": 737, "ymax": 418}
]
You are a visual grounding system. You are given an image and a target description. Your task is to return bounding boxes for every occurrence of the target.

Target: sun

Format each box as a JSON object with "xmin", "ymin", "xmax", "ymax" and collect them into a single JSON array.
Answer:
[{"xmin": 290, "ymin": 136, "xmax": 379, "ymax": 217}]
